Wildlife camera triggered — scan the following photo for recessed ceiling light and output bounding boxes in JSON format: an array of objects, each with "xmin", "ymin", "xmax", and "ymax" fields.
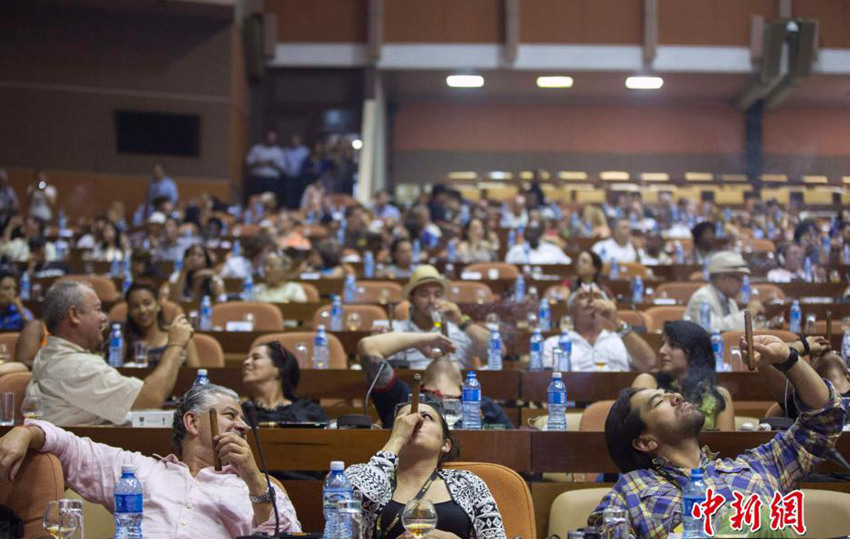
[
  {"xmin": 626, "ymin": 76, "xmax": 664, "ymax": 90},
  {"xmin": 536, "ymin": 76, "xmax": 574, "ymax": 89},
  {"xmin": 446, "ymin": 75, "xmax": 484, "ymax": 88}
]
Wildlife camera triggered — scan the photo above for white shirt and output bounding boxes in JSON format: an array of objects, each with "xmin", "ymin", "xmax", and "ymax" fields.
[
  {"xmin": 388, "ymin": 318, "xmax": 474, "ymax": 370},
  {"xmin": 245, "ymin": 144, "xmax": 286, "ymax": 179},
  {"xmin": 541, "ymin": 329, "xmax": 631, "ymax": 372},
  {"xmin": 592, "ymin": 238, "xmax": 638, "ymax": 264},
  {"xmin": 767, "ymin": 268, "xmax": 805, "ymax": 283},
  {"xmin": 219, "ymin": 256, "xmax": 255, "ymax": 279},
  {"xmin": 505, "ymin": 242, "xmax": 572, "ymax": 265}
]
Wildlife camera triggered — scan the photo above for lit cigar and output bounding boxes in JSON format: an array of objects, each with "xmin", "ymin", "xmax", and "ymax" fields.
[
  {"xmin": 411, "ymin": 374, "xmax": 422, "ymax": 414},
  {"xmin": 209, "ymin": 409, "xmax": 222, "ymax": 471},
  {"xmin": 744, "ymin": 310, "xmax": 755, "ymax": 371}
]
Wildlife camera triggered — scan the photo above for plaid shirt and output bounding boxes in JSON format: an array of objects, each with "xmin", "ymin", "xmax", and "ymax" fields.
[{"xmin": 591, "ymin": 382, "xmax": 846, "ymax": 538}]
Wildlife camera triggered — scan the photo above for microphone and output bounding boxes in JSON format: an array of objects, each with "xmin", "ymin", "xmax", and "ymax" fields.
[
  {"xmin": 239, "ymin": 401, "xmax": 280, "ymax": 538},
  {"xmin": 337, "ymin": 359, "xmax": 388, "ymax": 429},
  {"xmin": 826, "ymin": 447, "xmax": 850, "ymax": 474}
]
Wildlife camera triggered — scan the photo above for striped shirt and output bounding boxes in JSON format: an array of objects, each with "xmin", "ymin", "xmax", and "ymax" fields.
[{"xmin": 590, "ymin": 382, "xmax": 845, "ymax": 538}]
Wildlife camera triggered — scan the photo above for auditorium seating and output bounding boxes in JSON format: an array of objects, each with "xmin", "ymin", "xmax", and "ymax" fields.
[
  {"xmin": 547, "ymin": 487, "xmax": 609, "ymax": 537},
  {"xmin": 312, "ymin": 304, "xmax": 389, "ymax": 331},
  {"xmin": 0, "ymin": 451, "xmax": 64, "ymax": 538},
  {"xmin": 108, "ymin": 300, "xmax": 184, "ymax": 323},
  {"xmin": 192, "ymin": 334, "xmax": 226, "ymax": 367},
  {"xmin": 0, "ymin": 372, "xmax": 30, "ymax": 423},
  {"xmin": 801, "ymin": 489, "xmax": 850, "ymax": 538},
  {"xmin": 0, "ymin": 331, "xmax": 20, "ymax": 359},
  {"xmin": 211, "ymin": 301, "xmax": 285, "ymax": 331},
  {"xmin": 56, "ymin": 275, "xmax": 119, "ymax": 302},
  {"xmin": 250, "ymin": 332, "xmax": 347, "ymax": 369}
]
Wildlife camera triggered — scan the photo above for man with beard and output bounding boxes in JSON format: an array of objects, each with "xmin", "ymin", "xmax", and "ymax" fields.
[
  {"xmin": 505, "ymin": 219, "xmax": 571, "ymax": 264},
  {"xmin": 592, "ymin": 334, "xmax": 845, "ymax": 538}
]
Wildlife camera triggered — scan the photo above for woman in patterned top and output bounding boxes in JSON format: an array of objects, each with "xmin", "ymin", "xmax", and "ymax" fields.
[
  {"xmin": 124, "ymin": 282, "xmax": 200, "ymax": 368},
  {"xmin": 631, "ymin": 320, "xmax": 734, "ymax": 431},
  {"xmin": 346, "ymin": 399, "xmax": 506, "ymax": 539}
]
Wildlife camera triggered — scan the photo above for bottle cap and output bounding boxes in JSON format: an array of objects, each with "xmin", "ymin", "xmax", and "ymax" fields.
[
  {"xmin": 198, "ymin": 369, "xmax": 208, "ymax": 376},
  {"xmin": 121, "ymin": 464, "xmax": 136, "ymax": 474},
  {"xmin": 330, "ymin": 461, "xmax": 345, "ymax": 471},
  {"xmin": 553, "ymin": 372, "xmax": 562, "ymax": 378},
  {"xmin": 317, "ymin": 324, "xmax": 326, "ymax": 331}
]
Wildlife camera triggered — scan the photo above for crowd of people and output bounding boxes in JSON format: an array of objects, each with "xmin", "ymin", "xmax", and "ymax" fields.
[{"xmin": 0, "ymin": 166, "xmax": 847, "ymax": 537}]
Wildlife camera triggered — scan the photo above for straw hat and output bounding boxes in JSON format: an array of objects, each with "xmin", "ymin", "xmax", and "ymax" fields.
[
  {"xmin": 707, "ymin": 251, "xmax": 751, "ymax": 276},
  {"xmin": 401, "ymin": 265, "xmax": 447, "ymax": 298}
]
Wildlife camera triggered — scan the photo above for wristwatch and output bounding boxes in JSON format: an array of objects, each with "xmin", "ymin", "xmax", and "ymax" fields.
[
  {"xmin": 249, "ymin": 487, "xmax": 274, "ymax": 503},
  {"xmin": 616, "ymin": 320, "xmax": 632, "ymax": 338},
  {"xmin": 774, "ymin": 348, "xmax": 799, "ymax": 373}
]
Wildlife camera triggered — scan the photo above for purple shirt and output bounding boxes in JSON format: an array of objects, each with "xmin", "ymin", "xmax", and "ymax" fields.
[{"xmin": 27, "ymin": 420, "xmax": 301, "ymax": 537}]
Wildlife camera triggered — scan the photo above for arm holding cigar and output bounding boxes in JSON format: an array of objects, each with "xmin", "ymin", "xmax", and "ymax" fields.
[
  {"xmin": 742, "ymin": 335, "xmax": 830, "ymax": 410},
  {"xmin": 757, "ymin": 335, "xmax": 831, "ymax": 413}
]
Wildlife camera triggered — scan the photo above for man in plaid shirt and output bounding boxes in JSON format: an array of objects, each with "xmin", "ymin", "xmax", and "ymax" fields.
[{"xmin": 591, "ymin": 334, "xmax": 846, "ymax": 538}]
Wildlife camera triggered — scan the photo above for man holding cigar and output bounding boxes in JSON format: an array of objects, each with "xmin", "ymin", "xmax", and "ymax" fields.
[
  {"xmin": 685, "ymin": 251, "xmax": 766, "ymax": 332},
  {"xmin": 25, "ymin": 281, "xmax": 194, "ymax": 425},
  {"xmin": 0, "ymin": 383, "xmax": 301, "ymax": 535},
  {"xmin": 390, "ymin": 265, "xmax": 493, "ymax": 369},
  {"xmin": 592, "ymin": 334, "xmax": 846, "ymax": 537},
  {"xmin": 542, "ymin": 283, "xmax": 656, "ymax": 372}
]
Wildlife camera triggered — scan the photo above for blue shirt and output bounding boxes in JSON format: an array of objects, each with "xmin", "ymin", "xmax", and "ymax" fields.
[
  {"xmin": 147, "ymin": 177, "xmax": 179, "ymax": 207},
  {"xmin": 0, "ymin": 302, "xmax": 32, "ymax": 331}
]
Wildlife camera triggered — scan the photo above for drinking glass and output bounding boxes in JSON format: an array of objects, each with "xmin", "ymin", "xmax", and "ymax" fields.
[
  {"xmin": 602, "ymin": 507, "xmax": 628, "ymax": 538},
  {"xmin": 378, "ymin": 288, "xmax": 391, "ymax": 306},
  {"xmin": 475, "ymin": 288, "xmax": 488, "ymax": 305},
  {"xmin": 592, "ymin": 351, "xmax": 607, "ymax": 372},
  {"xmin": 0, "ymin": 392, "xmax": 14, "ymax": 426},
  {"xmin": 442, "ymin": 398, "xmax": 462, "ymax": 429},
  {"xmin": 345, "ymin": 312, "xmax": 362, "ymax": 332},
  {"xmin": 485, "ymin": 313, "xmax": 500, "ymax": 331},
  {"xmin": 0, "ymin": 344, "xmax": 9, "ymax": 363},
  {"xmin": 293, "ymin": 342, "xmax": 309, "ymax": 368},
  {"xmin": 401, "ymin": 499, "xmax": 438, "ymax": 538},
  {"xmin": 131, "ymin": 342, "xmax": 149, "ymax": 368},
  {"xmin": 58, "ymin": 499, "xmax": 84, "ymax": 539},
  {"xmin": 21, "ymin": 395, "xmax": 44, "ymax": 420},
  {"xmin": 336, "ymin": 496, "xmax": 364, "ymax": 539},
  {"xmin": 42, "ymin": 501, "xmax": 77, "ymax": 539}
]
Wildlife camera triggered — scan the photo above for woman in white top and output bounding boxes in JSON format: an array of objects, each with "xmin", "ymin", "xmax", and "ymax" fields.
[
  {"xmin": 456, "ymin": 217, "xmax": 498, "ymax": 264},
  {"xmin": 254, "ymin": 251, "xmax": 307, "ymax": 303}
]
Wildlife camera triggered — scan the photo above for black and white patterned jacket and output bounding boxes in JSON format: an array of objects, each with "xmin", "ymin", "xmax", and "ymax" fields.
[{"xmin": 346, "ymin": 451, "xmax": 507, "ymax": 539}]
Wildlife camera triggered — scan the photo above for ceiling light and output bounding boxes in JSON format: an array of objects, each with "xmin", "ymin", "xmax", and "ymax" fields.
[
  {"xmin": 351, "ymin": 139, "xmax": 363, "ymax": 150},
  {"xmin": 626, "ymin": 76, "xmax": 664, "ymax": 90},
  {"xmin": 446, "ymin": 75, "xmax": 484, "ymax": 88},
  {"xmin": 536, "ymin": 76, "xmax": 574, "ymax": 88}
]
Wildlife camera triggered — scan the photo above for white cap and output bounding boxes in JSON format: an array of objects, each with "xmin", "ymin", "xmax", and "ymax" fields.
[
  {"xmin": 121, "ymin": 464, "xmax": 136, "ymax": 474},
  {"xmin": 317, "ymin": 324, "xmax": 326, "ymax": 331},
  {"xmin": 330, "ymin": 461, "xmax": 345, "ymax": 471},
  {"xmin": 553, "ymin": 372, "xmax": 562, "ymax": 378},
  {"xmin": 198, "ymin": 369, "xmax": 208, "ymax": 376}
]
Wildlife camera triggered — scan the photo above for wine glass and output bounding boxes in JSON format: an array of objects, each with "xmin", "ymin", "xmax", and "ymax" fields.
[
  {"xmin": 378, "ymin": 288, "xmax": 391, "ymax": 305},
  {"xmin": 43, "ymin": 501, "xmax": 77, "ymax": 539},
  {"xmin": 401, "ymin": 499, "xmax": 438, "ymax": 538},
  {"xmin": 485, "ymin": 312, "xmax": 500, "ymax": 331},
  {"xmin": 345, "ymin": 312, "xmax": 362, "ymax": 331},
  {"xmin": 474, "ymin": 288, "xmax": 488, "ymax": 305},
  {"xmin": 592, "ymin": 351, "xmax": 607, "ymax": 372},
  {"xmin": 21, "ymin": 395, "xmax": 44, "ymax": 420},
  {"xmin": 442, "ymin": 398, "xmax": 462, "ymax": 429}
]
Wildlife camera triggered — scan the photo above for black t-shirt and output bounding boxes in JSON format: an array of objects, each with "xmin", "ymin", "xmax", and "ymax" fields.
[
  {"xmin": 243, "ymin": 398, "xmax": 328, "ymax": 424},
  {"xmin": 379, "ymin": 499, "xmax": 471, "ymax": 539}
]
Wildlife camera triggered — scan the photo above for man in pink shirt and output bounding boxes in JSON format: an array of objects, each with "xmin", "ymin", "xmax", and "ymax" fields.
[{"xmin": 0, "ymin": 384, "xmax": 301, "ymax": 537}]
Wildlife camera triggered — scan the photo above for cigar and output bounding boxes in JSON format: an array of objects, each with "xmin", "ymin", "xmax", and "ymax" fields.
[
  {"xmin": 411, "ymin": 374, "xmax": 422, "ymax": 414},
  {"xmin": 209, "ymin": 409, "xmax": 222, "ymax": 471},
  {"xmin": 744, "ymin": 310, "xmax": 755, "ymax": 372},
  {"xmin": 826, "ymin": 311, "xmax": 832, "ymax": 341}
]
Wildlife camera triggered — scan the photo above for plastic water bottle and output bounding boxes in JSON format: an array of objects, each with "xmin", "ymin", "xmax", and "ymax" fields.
[
  {"xmin": 108, "ymin": 324, "xmax": 124, "ymax": 368},
  {"xmin": 19, "ymin": 272, "xmax": 30, "ymax": 301},
  {"xmin": 558, "ymin": 331, "xmax": 573, "ymax": 371},
  {"xmin": 740, "ymin": 275, "xmax": 752, "ymax": 303},
  {"xmin": 841, "ymin": 329, "xmax": 850, "ymax": 368},
  {"xmin": 507, "ymin": 229, "xmax": 516, "ymax": 251},
  {"xmin": 610, "ymin": 259, "xmax": 619, "ymax": 280},
  {"xmin": 789, "ymin": 300, "xmax": 802, "ymax": 334},
  {"xmin": 500, "ymin": 203, "xmax": 511, "ymax": 227},
  {"xmin": 199, "ymin": 295, "xmax": 212, "ymax": 331},
  {"xmin": 313, "ymin": 325, "xmax": 329, "ymax": 369},
  {"xmin": 523, "ymin": 242, "xmax": 531, "ymax": 264},
  {"xmin": 113, "ymin": 464, "xmax": 143, "ymax": 539},
  {"xmin": 724, "ymin": 206, "xmax": 732, "ymax": 223},
  {"xmin": 702, "ymin": 259, "xmax": 710, "ymax": 281},
  {"xmin": 193, "ymin": 369, "xmax": 209, "ymax": 386},
  {"xmin": 232, "ymin": 240, "xmax": 241, "ymax": 259},
  {"xmin": 174, "ymin": 256, "xmax": 183, "ymax": 274},
  {"xmin": 823, "ymin": 235, "xmax": 831, "ymax": 261},
  {"xmin": 132, "ymin": 205, "xmax": 143, "ymax": 227},
  {"xmin": 529, "ymin": 329, "xmax": 544, "ymax": 371},
  {"xmin": 54, "ymin": 242, "xmax": 65, "ymax": 261},
  {"xmin": 547, "ymin": 372, "xmax": 567, "ymax": 431},
  {"xmin": 675, "ymin": 241, "xmax": 685, "ymax": 264},
  {"xmin": 488, "ymin": 329, "xmax": 503, "ymax": 371},
  {"xmin": 447, "ymin": 239, "xmax": 457, "ymax": 263},
  {"xmin": 323, "ymin": 461, "xmax": 353, "ymax": 538},
  {"xmin": 336, "ymin": 222, "xmax": 346, "ymax": 244},
  {"xmin": 804, "ymin": 256, "xmax": 814, "ymax": 282},
  {"xmin": 462, "ymin": 372, "xmax": 482, "ymax": 430},
  {"xmin": 362, "ymin": 251, "xmax": 375, "ymax": 278},
  {"xmin": 459, "ymin": 203, "xmax": 470, "ymax": 226},
  {"xmin": 632, "ymin": 276, "xmax": 644, "ymax": 303},
  {"xmin": 844, "ymin": 244, "xmax": 850, "ymax": 265},
  {"xmin": 699, "ymin": 302, "xmax": 711, "ymax": 332},
  {"xmin": 711, "ymin": 330, "xmax": 726, "ymax": 372},
  {"xmin": 715, "ymin": 221, "xmax": 724, "ymax": 239},
  {"xmin": 343, "ymin": 275, "xmax": 357, "ymax": 303},
  {"xmin": 242, "ymin": 274, "xmax": 254, "ymax": 301},
  {"xmin": 768, "ymin": 221, "xmax": 776, "ymax": 240},
  {"xmin": 538, "ymin": 299, "xmax": 551, "ymax": 331},
  {"xmin": 514, "ymin": 275, "xmax": 526, "ymax": 303},
  {"xmin": 110, "ymin": 257, "xmax": 121, "ymax": 279},
  {"xmin": 412, "ymin": 239, "xmax": 421, "ymax": 266},
  {"xmin": 122, "ymin": 270, "xmax": 132, "ymax": 297},
  {"xmin": 330, "ymin": 295, "xmax": 343, "ymax": 331},
  {"xmin": 682, "ymin": 468, "xmax": 708, "ymax": 538}
]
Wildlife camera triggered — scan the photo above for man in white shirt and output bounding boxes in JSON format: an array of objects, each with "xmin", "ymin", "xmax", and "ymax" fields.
[
  {"xmin": 685, "ymin": 251, "xmax": 766, "ymax": 331},
  {"xmin": 25, "ymin": 281, "xmax": 194, "ymax": 425},
  {"xmin": 767, "ymin": 243, "xmax": 806, "ymax": 282},
  {"xmin": 389, "ymin": 265, "xmax": 493, "ymax": 369},
  {"xmin": 245, "ymin": 131, "xmax": 286, "ymax": 200},
  {"xmin": 542, "ymin": 284, "xmax": 656, "ymax": 372},
  {"xmin": 505, "ymin": 220, "xmax": 572, "ymax": 265},
  {"xmin": 592, "ymin": 219, "xmax": 638, "ymax": 263}
]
